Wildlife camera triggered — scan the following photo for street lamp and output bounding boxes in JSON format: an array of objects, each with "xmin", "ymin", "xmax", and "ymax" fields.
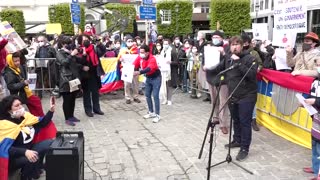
[
  {"xmin": 255, "ymin": 2, "xmax": 260, "ymax": 23},
  {"xmin": 175, "ymin": 4, "xmax": 179, "ymax": 36}
]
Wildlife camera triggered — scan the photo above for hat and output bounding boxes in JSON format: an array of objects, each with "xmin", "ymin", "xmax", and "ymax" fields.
[
  {"xmin": 305, "ymin": 32, "xmax": 319, "ymax": 43},
  {"xmin": 212, "ymin": 30, "xmax": 224, "ymax": 38},
  {"xmin": 125, "ymin": 34, "xmax": 133, "ymax": 40}
]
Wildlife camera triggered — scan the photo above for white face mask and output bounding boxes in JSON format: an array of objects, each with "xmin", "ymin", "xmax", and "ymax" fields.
[
  {"xmin": 163, "ymin": 44, "xmax": 169, "ymax": 49},
  {"xmin": 184, "ymin": 44, "xmax": 190, "ymax": 48},
  {"xmin": 11, "ymin": 107, "xmax": 25, "ymax": 119},
  {"xmin": 137, "ymin": 40, "xmax": 141, "ymax": 45},
  {"xmin": 39, "ymin": 42, "xmax": 45, "ymax": 47},
  {"xmin": 126, "ymin": 42, "xmax": 133, "ymax": 47},
  {"xmin": 192, "ymin": 49, "xmax": 197, "ymax": 53},
  {"xmin": 140, "ymin": 53, "xmax": 146, "ymax": 59},
  {"xmin": 317, "ymin": 67, "xmax": 320, "ymax": 74},
  {"xmin": 115, "ymin": 44, "xmax": 120, "ymax": 48}
]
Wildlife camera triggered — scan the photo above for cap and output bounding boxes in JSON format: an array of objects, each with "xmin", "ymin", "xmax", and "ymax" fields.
[
  {"xmin": 212, "ymin": 30, "xmax": 224, "ymax": 38},
  {"xmin": 305, "ymin": 32, "xmax": 319, "ymax": 43}
]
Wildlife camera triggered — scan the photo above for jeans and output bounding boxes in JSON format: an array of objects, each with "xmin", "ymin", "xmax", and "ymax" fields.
[
  {"xmin": 230, "ymin": 101, "xmax": 255, "ymax": 152},
  {"xmin": 182, "ymin": 64, "xmax": 188, "ymax": 92},
  {"xmin": 145, "ymin": 75, "xmax": 162, "ymax": 115},
  {"xmin": 9, "ymin": 140, "xmax": 53, "ymax": 178},
  {"xmin": 312, "ymin": 139, "xmax": 320, "ymax": 176}
]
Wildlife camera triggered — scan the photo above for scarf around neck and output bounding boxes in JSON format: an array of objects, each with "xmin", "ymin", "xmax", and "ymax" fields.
[{"xmin": 85, "ymin": 44, "xmax": 99, "ymax": 66}]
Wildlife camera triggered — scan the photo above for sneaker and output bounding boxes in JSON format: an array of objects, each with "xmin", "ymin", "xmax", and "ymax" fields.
[
  {"xmin": 236, "ymin": 149, "xmax": 248, "ymax": 161},
  {"xmin": 252, "ymin": 118, "xmax": 260, "ymax": 131},
  {"xmin": 69, "ymin": 117, "xmax": 80, "ymax": 122},
  {"xmin": 303, "ymin": 167, "xmax": 314, "ymax": 174},
  {"xmin": 152, "ymin": 115, "xmax": 161, "ymax": 123},
  {"xmin": 197, "ymin": 93, "xmax": 202, "ymax": 98},
  {"xmin": 126, "ymin": 99, "xmax": 131, "ymax": 104},
  {"xmin": 167, "ymin": 101, "xmax": 172, "ymax": 106},
  {"xmin": 224, "ymin": 141, "xmax": 241, "ymax": 149},
  {"xmin": 161, "ymin": 100, "xmax": 167, "ymax": 105},
  {"xmin": 133, "ymin": 98, "xmax": 141, "ymax": 103},
  {"xmin": 65, "ymin": 120, "xmax": 76, "ymax": 126},
  {"xmin": 143, "ymin": 112, "xmax": 156, "ymax": 119}
]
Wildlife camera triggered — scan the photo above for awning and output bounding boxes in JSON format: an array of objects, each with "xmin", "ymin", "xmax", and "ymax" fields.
[{"xmin": 25, "ymin": 24, "xmax": 46, "ymax": 34}]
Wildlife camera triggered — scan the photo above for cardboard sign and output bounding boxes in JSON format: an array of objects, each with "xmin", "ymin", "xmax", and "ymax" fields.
[{"xmin": 0, "ymin": 21, "xmax": 27, "ymax": 53}]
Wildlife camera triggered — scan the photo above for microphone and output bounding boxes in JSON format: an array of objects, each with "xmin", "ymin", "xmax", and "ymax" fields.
[{"xmin": 217, "ymin": 63, "xmax": 241, "ymax": 75}]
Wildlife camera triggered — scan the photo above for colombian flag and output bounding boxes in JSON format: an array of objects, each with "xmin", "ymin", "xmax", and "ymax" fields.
[
  {"xmin": 99, "ymin": 58, "xmax": 124, "ymax": 94},
  {"xmin": 0, "ymin": 112, "xmax": 52, "ymax": 180}
]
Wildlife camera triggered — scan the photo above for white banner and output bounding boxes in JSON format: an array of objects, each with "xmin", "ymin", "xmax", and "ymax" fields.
[
  {"xmin": 273, "ymin": 0, "xmax": 307, "ymax": 33},
  {"xmin": 252, "ymin": 23, "xmax": 268, "ymax": 41},
  {"xmin": 272, "ymin": 29, "xmax": 297, "ymax": 47}
]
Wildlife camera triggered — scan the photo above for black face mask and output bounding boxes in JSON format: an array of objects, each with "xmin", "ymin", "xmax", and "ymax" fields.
[
  {"xmin": 302, "ymin": 43, "xmax": 312, "ymax": 52},
  {"xmin": 65, "ymin": 44, "xmax": 72, "ymax": 50},
  {"xmin": 83, "ymin": 40, "xmax": 90, "ymax": 48},
  {"xmin": 243, "ymin": 45, "xmax": 250, "ymax": 50}
]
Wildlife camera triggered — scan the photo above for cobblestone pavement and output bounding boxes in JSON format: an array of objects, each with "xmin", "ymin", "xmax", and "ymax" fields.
[{"xmin": 39, "ymin": 91, "xmax": 312, "ymax": 180}]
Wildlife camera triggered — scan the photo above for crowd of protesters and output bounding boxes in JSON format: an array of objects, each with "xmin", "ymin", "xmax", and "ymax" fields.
[{"xmin": 1, "ymin": 20, "xmax": 320, "ymax": 179}]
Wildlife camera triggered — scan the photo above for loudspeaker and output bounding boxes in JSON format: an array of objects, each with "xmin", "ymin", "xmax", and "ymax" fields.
[{"xmin": 46, "ymin": 131, "xmax": 84, "ymax": 180}]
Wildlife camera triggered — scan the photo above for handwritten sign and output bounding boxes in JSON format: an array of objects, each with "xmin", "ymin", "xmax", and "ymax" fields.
[
  {"xmin": 252, "ymin": 23, "xmax": 268, "ymax": 41},
  {"xmin": 273, "ymin": 0, "xmax": 307, "ymax": 33},
  {"xmin": 272, "ymin": 29, "xmax": 297, "ymax": 47}
]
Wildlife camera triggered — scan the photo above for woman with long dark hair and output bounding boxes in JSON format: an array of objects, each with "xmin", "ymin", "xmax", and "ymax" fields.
[{"xmin": 56, "ymin": 36, "xmax": 83, "ymax": 126}]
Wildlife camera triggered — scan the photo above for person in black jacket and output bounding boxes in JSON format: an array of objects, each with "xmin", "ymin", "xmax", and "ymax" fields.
[
  {"xmin": 171, "ymin": 36, "xmax": 186, "ymax": 89},
  {"xmin": 56, "ymin": 36, "xmax": 83, "ymax": 126},
  {"xmin": 209, "ymin": 36, "xmax": 258, "ymax": 161},
  {"xmin": 0, "ymin": 95, "xmax": 55, "ymax": 180}
]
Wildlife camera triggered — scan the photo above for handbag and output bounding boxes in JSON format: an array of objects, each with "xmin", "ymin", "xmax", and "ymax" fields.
[{"xmin": 69, "ymin": 78, "xmax": 81, "ymax": 92}]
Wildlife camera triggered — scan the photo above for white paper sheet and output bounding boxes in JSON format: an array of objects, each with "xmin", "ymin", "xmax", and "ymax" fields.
[
  {"xmin": 295, "ymin": 93, "xmax": 318, "ymax": 116},
  {"xmin": 121, "ymin": 54, "xmax": 138, "ymax": 65},
  {"xmin": 156, "ymin": 55, "xmax": 170, "ymax": 71},
  {"xmin": 204, "ymin": 46, "xmax": 220, "ymax": 69},
  {"xmin": 121, "ymin": 64, "xmax": 135, "ymax": 83},
  {"xmin": 274, "ymin": 48, "xmax": 291, "ymax": 70},
  {"xmin": 27, "ymin": 73, "xmax": 37, "ymax": 90}
]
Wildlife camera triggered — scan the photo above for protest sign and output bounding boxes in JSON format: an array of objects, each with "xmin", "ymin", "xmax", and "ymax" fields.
[
  {"xmin": 121, "ymin": 54, "xmax": 138, "ymax": 65},
  {"xmin": 121, "ymin": 64, "xmax": 134, "ymax": 83},
  {"xmin": 252, "ymin": 23, "xmax": 268, "ymax": 41},
  {"xmin": 27, "ymin": 73, "xmax": 37, "ymax": 90},
  {"xmin": 155, "ymin": 55, "xmax": 170, "ymax": 71},
  {"xmin": 274, "ymin": 48, "xmax": 291, "ymax": 71},
  {"xmin": 272, "ymin": 29, "xmax": 297, "ymax": 47},
  {"xmin": 46, "ymin": 23, "xmax": 62, "ymax": 35},
  {"xmin": 204, "ymin": 46, "xmax": 220, "ymax": 69},
  {"xmin": 0, "ymin": 21, "xmax": 27, "ymax": 53},
  {"xmin": 273, "ymin": 0, "xmax": 307, "ymax": 33}
]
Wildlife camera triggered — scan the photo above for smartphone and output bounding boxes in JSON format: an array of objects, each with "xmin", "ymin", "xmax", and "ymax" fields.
[{"xmin": 50, "ymin": 96, "xmax": 55, "ymax": 105}]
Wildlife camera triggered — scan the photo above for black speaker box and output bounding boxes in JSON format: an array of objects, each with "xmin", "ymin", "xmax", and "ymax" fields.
[{"xmin": 46, "ymin": 131, "xmax": 84, "ymax": 180}]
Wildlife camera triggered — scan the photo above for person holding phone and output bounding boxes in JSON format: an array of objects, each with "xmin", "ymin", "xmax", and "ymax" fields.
[{"xmin": 0, "ymin": 95, "xmax": 55, "ymax": 180}]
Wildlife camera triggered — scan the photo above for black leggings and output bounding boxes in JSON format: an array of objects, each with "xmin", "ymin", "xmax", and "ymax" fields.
[{"xmin": 61, "ymin": 91, "xmax": 78, "ymax": 120}]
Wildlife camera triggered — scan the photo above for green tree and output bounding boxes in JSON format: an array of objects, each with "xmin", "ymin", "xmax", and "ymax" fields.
[
  {"xmin": 210, "ymin": 0, "xmax": 251, "ymax": 36},
  {"xmin": 0, "ymin": 9, "xmax": 26, "ymax": 36},
  {"xmin": 49, "ymin": 3, "xmax": 85, "ymax": 35},
  {"xmin": 156, "ymin": 0, "xmax": 193, "ymax": 37},
  {"xmin": 104, "ymin": 4, "xmax": 136, "ymax": 34}
]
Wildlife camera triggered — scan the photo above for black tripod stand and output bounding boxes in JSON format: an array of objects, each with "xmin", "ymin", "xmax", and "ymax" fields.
[
  {"xmin": 198, "ymin": 62, "xmax": 256, "ymax": 180},
  {"xmin": 198, "ymin": 75, "xmax": 224, "ymax": 180}
]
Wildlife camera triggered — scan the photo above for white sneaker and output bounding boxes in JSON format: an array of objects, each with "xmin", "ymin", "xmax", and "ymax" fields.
[
  {"xmin": 143, "ymin": 112, "xmax": 156, "ymax": 119},
  {"xmin": 197, "ymin": 93, "xmax": 202, "ymax": 98},
  {"xmin": 161, "ymin": 100, "xmax": 167, "ymax": 105},
  {"xmin": 152, "ymin": 115, "xmax": 161, "ymax": 123},
  {"xmin": 167, "ymin": 101, "xmax": 172, "ymax": 106}
]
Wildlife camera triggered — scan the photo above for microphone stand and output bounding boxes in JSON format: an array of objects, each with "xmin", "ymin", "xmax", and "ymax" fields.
[
  {"xmin": 198, "ymin": 75, "xmax": 224, "ymax": 180},
  {"xmin": 209, "ymin": 62, "xmax": 256, "ymax": 175}
]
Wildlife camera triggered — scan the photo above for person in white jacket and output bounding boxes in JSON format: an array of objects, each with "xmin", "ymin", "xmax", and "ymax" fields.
[{"xmin": 158, "ymin": 39, "xmax": 173, "ymax": 105}]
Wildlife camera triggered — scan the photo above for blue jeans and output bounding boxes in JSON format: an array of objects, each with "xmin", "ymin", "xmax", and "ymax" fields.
[
  {"xmin": 145, "ymin": 75, "xmax": 162, "ymax": 115},
  {"xmin": 230, "ymin": 101, "xmax": 255, "ymax": 152},
  {"xmin": 312, "ymin": 139, "xmax": 320, "ymax": 176}
]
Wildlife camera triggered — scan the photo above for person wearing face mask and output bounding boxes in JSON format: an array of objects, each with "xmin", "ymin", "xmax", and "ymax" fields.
[
  {"xmin": 188, "ymin": 46, "xmax": 202, "ymax": 99},
  {"xmin": 117, "ymin": 35, "xmax": 140, "ymax": 104},
  {"xmin": 203, "ymin": 30, "xmax": 230, "ymax": 135},
  {"xmin": 153, "ymin": 41, "xmax": 163, "ymax": 56},
  {"xmin": 288, "ymin": 32, "xmax": 320, "ymax": 75},
  {"xmin": 114, "ymin": 40, "xmax": 121, "ymax": 57},
  {"xmin": 159, "ymin": 39, "xmax": 173, "ymax": 105},
  {"xmin": 171, "ymin": 36, "xmax": 186, "ymax": 90},
  {"xmin": 0, "ymin": 95, "xmax": 55, "ymax": 180},
  {"xmin": 209, "ymin": 36, "xmax": 258, "ymax": 161},
  {"xmin": 56, "ymin": 36, "xmax": 83, "ymax": 126},
  {"xmin": 78, "ymin": 35, "xmax": 104, "ymax": 117},
  {"xmin": 133, "ymin": 44, "xmax": 162, "ymax": 123},
  {"xmin": 34, "ymin": 35, "xmax": 56, "ymax": 99}
]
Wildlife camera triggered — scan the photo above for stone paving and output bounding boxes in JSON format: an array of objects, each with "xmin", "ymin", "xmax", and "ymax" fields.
[{"xmin": 39, "ymin": 91, "xmax": 312, "ymax": 180}]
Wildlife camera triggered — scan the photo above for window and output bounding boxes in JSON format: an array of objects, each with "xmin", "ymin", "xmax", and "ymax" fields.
[
  {"xmin": 260, "ymin": 0, "xmax": 264, "ymax": 10},
  {"xmin": 251, "ymin": 2, "xmax": 254, "ymax": 12},
  {"xmin": 265, "ymin": 0, "xmax": 269, "ymax": 9},
  {"xmin": 271, "ymin": 0, "xmax": 274, "ymax": 10},
  {"xmin": 201, "ymin": 3, "xmax": 210, "ymax": 13},
  {"xmin": 160, "ymin": 9, "xmax": 171, "ymax": 24}
]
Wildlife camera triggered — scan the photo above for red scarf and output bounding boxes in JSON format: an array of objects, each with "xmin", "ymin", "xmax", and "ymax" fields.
[{"xmin": 85, "ymin": 44, "xmax": 99, "ymax": 66}]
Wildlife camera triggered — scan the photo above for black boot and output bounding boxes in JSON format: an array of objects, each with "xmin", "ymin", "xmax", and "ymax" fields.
[{"xmin": 252, "ymin": 118, "xmax": 260, "ymax": 131}]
